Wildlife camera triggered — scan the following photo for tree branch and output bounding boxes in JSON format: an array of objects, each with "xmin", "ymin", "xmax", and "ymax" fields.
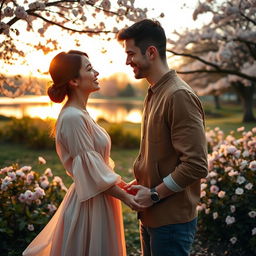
[
  {"xmin": 239, "ymin": 11, "xmax": 256, "ymax": 26},
  {"xmin": 31, "ymin": 13, "xmax": 114, "ymax": 34},
  {"xmin": 176, "ymin": 69, "xmax": 256, "ymax": 82}
]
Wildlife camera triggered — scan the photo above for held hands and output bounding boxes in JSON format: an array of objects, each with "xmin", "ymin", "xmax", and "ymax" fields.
[{"xmin": 129, "ymin": 185, "xmax": 154, "ymax": 208}]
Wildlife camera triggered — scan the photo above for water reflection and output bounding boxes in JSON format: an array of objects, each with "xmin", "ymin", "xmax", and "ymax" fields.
[{"xmin": 0, "ymin": 96, "xmax": 143, "ymax": 123}]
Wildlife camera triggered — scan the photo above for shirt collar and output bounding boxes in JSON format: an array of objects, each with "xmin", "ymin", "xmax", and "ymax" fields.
[{"xmin": 148, "ymin": 70, "xmax": 176, "ymax": 94}]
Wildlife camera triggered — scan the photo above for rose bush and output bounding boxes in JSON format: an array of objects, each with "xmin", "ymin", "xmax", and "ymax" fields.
[
  {"xmin": 0, "ymin": 157, "xmax": 67, "ymax": 256},
  {"xmin": 197, "ymin": 127, "xmax": 256, "ymax": 255}
]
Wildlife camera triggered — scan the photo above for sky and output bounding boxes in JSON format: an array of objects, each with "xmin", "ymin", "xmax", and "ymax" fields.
[{"xmin": 2, "ymin": 0, "xmax": 207, "ymax": 81}]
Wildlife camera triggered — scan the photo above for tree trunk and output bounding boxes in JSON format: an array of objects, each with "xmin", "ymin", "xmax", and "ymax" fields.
[
  {"xmin": 213, "ymin": 95, "xmax": 221, "ymax": 109},
  {"xmin": 232, "ymin": 82, "xmax": 256, "ymax": 122}
]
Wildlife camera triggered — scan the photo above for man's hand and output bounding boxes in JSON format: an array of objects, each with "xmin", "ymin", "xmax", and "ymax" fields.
[
  {"xmin": 123, "ymin": 193, "xmax": 146, "ymax": 212},
  {"xmin": 129, "ymin": 185, "xmax": 153, "ymax": 208}
]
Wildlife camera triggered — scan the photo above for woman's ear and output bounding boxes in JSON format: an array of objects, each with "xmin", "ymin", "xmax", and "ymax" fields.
[{"xmin": 68, "ymin": 78, "xmax": 79, "ymax": 88}]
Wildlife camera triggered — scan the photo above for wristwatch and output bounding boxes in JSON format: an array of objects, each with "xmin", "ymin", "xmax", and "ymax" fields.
[{"xmin": 150, "ymin": 187, "xmax": 160, "ymax": 203}]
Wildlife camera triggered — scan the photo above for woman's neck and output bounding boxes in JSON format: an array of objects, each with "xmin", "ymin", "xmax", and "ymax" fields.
[{"xmin": 65, "ymin": 92, "xmax": 89, "ymax": 110}]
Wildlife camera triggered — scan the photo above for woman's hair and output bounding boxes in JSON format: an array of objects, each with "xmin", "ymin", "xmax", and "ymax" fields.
[
  {"xmin": 117, "ymin": 19, "xmax": 166, "ymax": 60},
  {"xmin": 48, "ymin": 50, "xmax": 88, "ymax": 103}
]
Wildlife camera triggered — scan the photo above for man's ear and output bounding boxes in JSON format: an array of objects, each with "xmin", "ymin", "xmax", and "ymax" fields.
[
  {"xmin": 146, "ymin": 46, "xmax": 157, "ymax": 60},
  {"xmin": 68, "ymin": 78, "xmax": 79, "ymax": 88}
]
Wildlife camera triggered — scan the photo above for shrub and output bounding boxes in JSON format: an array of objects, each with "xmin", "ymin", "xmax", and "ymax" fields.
[
  {"xmin": 0, "ymin": 157, "xmax": 67, "ymax": 256},
  {"xmin": 197, "ymin": 127, "xmax": 256, "ymax": 256}
]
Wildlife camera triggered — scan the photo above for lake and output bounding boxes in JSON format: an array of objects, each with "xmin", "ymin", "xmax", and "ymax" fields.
[{"xmin": 0, "ymin": 96, "xmax": 143, "ymax": 123}]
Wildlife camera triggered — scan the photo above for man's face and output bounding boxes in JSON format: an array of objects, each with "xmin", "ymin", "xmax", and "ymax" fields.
[{"xmin": 124, "ymin": 38, "xmax": 150, "ymax": 79}]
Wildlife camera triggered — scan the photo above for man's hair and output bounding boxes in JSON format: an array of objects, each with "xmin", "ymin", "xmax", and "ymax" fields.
[{"xmin": 117, "ymin": 19, "xmax": 166, "ymax": 60}]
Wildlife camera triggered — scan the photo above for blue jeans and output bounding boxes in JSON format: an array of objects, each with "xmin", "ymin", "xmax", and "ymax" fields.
[{"xmin": 140, "ymin": 218, "xmax": 197, "ymax": 256}]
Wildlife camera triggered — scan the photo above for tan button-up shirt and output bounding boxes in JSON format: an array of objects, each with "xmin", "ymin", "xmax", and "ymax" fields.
[{"xmin": 134, "ymin": 70, "xmax": 208, "ymax": 227}]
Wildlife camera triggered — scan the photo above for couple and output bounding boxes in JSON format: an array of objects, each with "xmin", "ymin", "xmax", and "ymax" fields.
[{"xmin": 23, "ymin": 19, "xmax": 208, "ymax": 256}]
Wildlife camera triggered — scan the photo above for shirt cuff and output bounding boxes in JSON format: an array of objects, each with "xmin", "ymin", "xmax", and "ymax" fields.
[{"xmin": 163, "ymin": 174, "xmax": 183, "ymax": 192}]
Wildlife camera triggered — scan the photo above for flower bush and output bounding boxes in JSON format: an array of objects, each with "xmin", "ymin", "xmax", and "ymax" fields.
[
  {"xmin": 197, "ymin": 127, "xmax": 256, "ymax": 256},
  {"xmin": 0, "ymin": 157, "xmax": 67, "ymax": 256}
]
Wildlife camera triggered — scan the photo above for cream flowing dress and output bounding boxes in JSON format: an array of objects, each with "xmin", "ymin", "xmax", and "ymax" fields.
[{"xmin": 23, "ymin": 106, "xmax": 126, "ymax": 256}]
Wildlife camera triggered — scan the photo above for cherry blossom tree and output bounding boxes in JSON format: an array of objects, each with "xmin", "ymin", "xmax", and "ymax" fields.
[
  {"xmin": 168, "ymin": 0, "xmax": 256, "ymax": 122},
  {"xmin": 0, "ymin": 0, "xmax": 151, "ymax": 97}
]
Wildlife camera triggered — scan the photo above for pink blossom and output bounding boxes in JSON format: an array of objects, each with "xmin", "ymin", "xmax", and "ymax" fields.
[
  {"xmin": 228, "ymin": 170, "xmax": 239, "ymax": 177},
  {"xmin": 249, "ymin": 160, "xmax": 256, "ymax": 171},
  {"xmin": 53, "ymin": 176, "xmax": 63, "ymax": 184},
  {"xmin": 24, "ymin": 190, "xmax": 34, "ymax": 201},
  {"xmin": 38, "ymin": 156, "xmax": 46, "ymax": 164},
  {"xmin": 252, "ymin": 127, "xmax": 256, "ymax": 133},
  {"xmin": 205, "ymin": 208, "xmax": 210, "ymax": 214},
  {"xmin": 8, "ymin": 172, "xmax": 16, "ymax": 181},
  {"xmin": 14, "ymin": 6, "xmax": 28, "ymax": 19},
  {"xmin": 242, "ymin": 150, "xmax": 250, "ymax": 158},
  {"xmin": 3, "ymin": 7, "xmax": 14, "ymax": 17},
  {"xmin": 201, "ymin": 183, "xmax": 207, "ymax": 190},
  {"xmin": 218, "ymin": 191, "xmax": 226, "ymax": 198},
  {"xmin": 237, "ymin": 126, "xmax": 245, "ymax": 132},
  {"xmin": 210, "ymin": 185, "xmax": 219, "ymax": 194},
  {"xmin": 34, "ymin": 187, "xmax": 45, "ymax": 198},
  {"xmin": 201, "ymin": 191, "xmax": 206, "ymax": 198},
  {"xmin": 16, "ymin": 170, "xmax": 25, "ymax": 178},
  {"xmin": 20, "ymin": 166, "xmax": 32, "ymax": 171},
  {"xmin": 40, "ymin": 180, "xmax": 49, "ymax": 189},
  {"xmin": 47, "ymin": 204, "xmax": 57, "ymax": 213},
  {"xmin": 44, "ymin": 168, "xmax": 53, "ymax": 177}
]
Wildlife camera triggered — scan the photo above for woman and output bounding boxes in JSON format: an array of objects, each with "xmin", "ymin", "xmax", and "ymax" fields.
[{"xmin": 23, "ymin": 50, "xmax": 142, "ymax": 256}]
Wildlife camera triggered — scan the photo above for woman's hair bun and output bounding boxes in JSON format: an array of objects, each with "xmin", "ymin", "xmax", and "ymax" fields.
[{"xmin": 47, "ymin": 83, "xmax": 68, "ymax": 103}]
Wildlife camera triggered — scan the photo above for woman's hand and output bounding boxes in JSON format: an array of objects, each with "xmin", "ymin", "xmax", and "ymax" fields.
[
  {"xmin": 123, "ymin": 193, "xmax": 146, "ymax": 212},
  {"xmin": 123, "ymin": 179, "xmax": 138, "ymax": 195}
]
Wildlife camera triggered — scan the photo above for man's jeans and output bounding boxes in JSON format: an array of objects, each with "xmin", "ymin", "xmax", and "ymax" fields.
[{"xmin": 140, "ymin": 218, "xmax": 197, "ymax": 256}]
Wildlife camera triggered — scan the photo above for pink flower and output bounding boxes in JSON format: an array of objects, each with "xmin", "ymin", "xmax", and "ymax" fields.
[
  {"xmin": 218, "ymin": 191, "xmax": 226, "ymax": 198},
  {"xmin": 38, "ymin": 156, "xmax": 46, "ymax": 164},
  {"xmin": 16, "ymin": 170, "xmax": 25, "ymax": 178},
  {"xmin": 24, "ymin": 190, "xmax": 34, "ymax": 201},
  {"xmin": 201, "ymin": 191, "xmax": 206, "ymax": 198},
  {"xmin": 249, "ymin": 160, "xmax": 256, "ymax": 171},
  {"xmin": 228, "ymin": 170, "xmax": 239, "ymax": 177},
  {"xmin": 34, "ymin": 187, "xmax": 45, "ymax": 198},
  {"xmin": 210, "ymin": 185, "xmax": 219, "ymax": 194},
  {"xmin": 8, "ymin": 172, "xmax": 16, "ymax": 181},
  {"xmin": 47, "ymin": 204, "xmax": 57, "ymax": 213},
  {"xmin": 237, "ymin": 126, "xmax": 245, "ymax": 132},
  {"xmin": 20, "ymin": 166, "xmax": 32, "ymax": 172},
  {"xmin": 44, "ymin": 168, "xmax": 53, "ymax": 177},
  {"xmin": 40, "ymin": 180, "xmax": 49, "ymax": 189}
]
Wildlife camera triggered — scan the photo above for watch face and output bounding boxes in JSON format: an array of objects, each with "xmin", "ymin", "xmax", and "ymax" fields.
[{"xmin": 151, "ymin": 192, "xmax": 159, "ymax": 202}]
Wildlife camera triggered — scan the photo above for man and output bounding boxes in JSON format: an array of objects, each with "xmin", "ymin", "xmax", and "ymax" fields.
[{"xmin": 117, "ymin": 19, "xmax": 208, "ymax": 256}]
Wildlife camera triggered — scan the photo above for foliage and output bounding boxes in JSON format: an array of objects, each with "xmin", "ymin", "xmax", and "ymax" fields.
[
  {"xmin": 0, "ymin": 159, "xmax": 67, "ymax": 256},
  {"xmin": 0, "ymin": 116, "xmax": 55, "ymax": 149},
  {"xmin": 197, "ymin": 126, "xmax": 256, "ymax": 255}
]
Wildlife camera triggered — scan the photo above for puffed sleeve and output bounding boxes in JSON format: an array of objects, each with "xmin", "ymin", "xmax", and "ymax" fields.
[{"xmin": 58, "ymin": 111, "xmax": 120, "ymax": 202}]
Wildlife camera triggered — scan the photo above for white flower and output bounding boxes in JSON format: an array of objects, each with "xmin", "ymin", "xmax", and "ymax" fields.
[
  {"xmin": 26, "ymin": 172, "xmax": 34, "ymax": 184},
  {"xmin": 249, "ymin": 160, "xmax": 256, "ymax": 171},
  {"xmin": 230, "ymin": 205, "xmax": 236, "ymax": 213},
  {"xmin": 38, "ymin": 156, "xmax": 46, "ymax": 164},
  {"xmin": 210, "ymin": 179, "xmax": 217, "ymax": 185},
  {"xmin": 225, "ymin": 145, "xmax": 237, "ymax": 155},
  {"xmin": 230, "ymin": 237, "xmax": 237, "ymax": 244},
  {"xmin": 242, "ymin": 150, "xmax": 250, "ymax": 158},
  {"xmin": 27, "ymin": 224, "xmax": 34, "ymax": 231},
  {"xmin": 47, "ymin": 204, "xmax": 57, "ymax": 213},
  {"xmin": 44, "ymin": 168, "xmax": 53, "ymax": 177},
  {"xmin": 234, "ymin": 150, "xmax": 241, "ymax": 158},
  {"xmin": 208, "ymin": 171, "xmax": 217, "ymax": 178},
  {"xmin": 218, "ymin": 191, "xmax": 226, "ymax": 198},
  {"xmin": 252, "ymin": 227, "xmax": 256, "ymax": 236},
  {"xmin": 53, "ymin": 176, "xmax": 63, "ymax": 184},
  {"xmin": 239, "ymin": 160, "xmax": 248, "ymax": 170},
  {"xmin": 2, "ymin": 176, "xmax": 12, "ymax": 186},
  {"xmin": 235, "ymin": 187, "xmax": 244, "ymax": 195},
  {"xmin": 245, "ymin": 183, "xmax": 253, "ymax": 190},
  {"xmin": 248, "ymin": 211, "xmax": 256, "ymax": 218},
  {"xmin": 24, "ymin": 190, "xmax": 34, "ymax": 201},
  {"xmin": 225, "ymin": 215, "xmax": 235, "ymax": 225},
  {"xmin": 236, "ymin": 176, "xmax": 246, "ymax": 185},
  {"xmin": 213, "ymin": 212, "xmax": 218, "ymax": 219},
  {"xmin": 18, "ymin": 193, "xmax": 26, "ymax": 203},
  {"xmin": 16, "ymin": 170, "xmax": 25, "ymax": 177}
]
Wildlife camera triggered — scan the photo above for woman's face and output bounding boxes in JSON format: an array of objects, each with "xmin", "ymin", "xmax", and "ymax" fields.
[{"xmin": 76, "ymin": 56, "xmax": 100, "ymax": 94}]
